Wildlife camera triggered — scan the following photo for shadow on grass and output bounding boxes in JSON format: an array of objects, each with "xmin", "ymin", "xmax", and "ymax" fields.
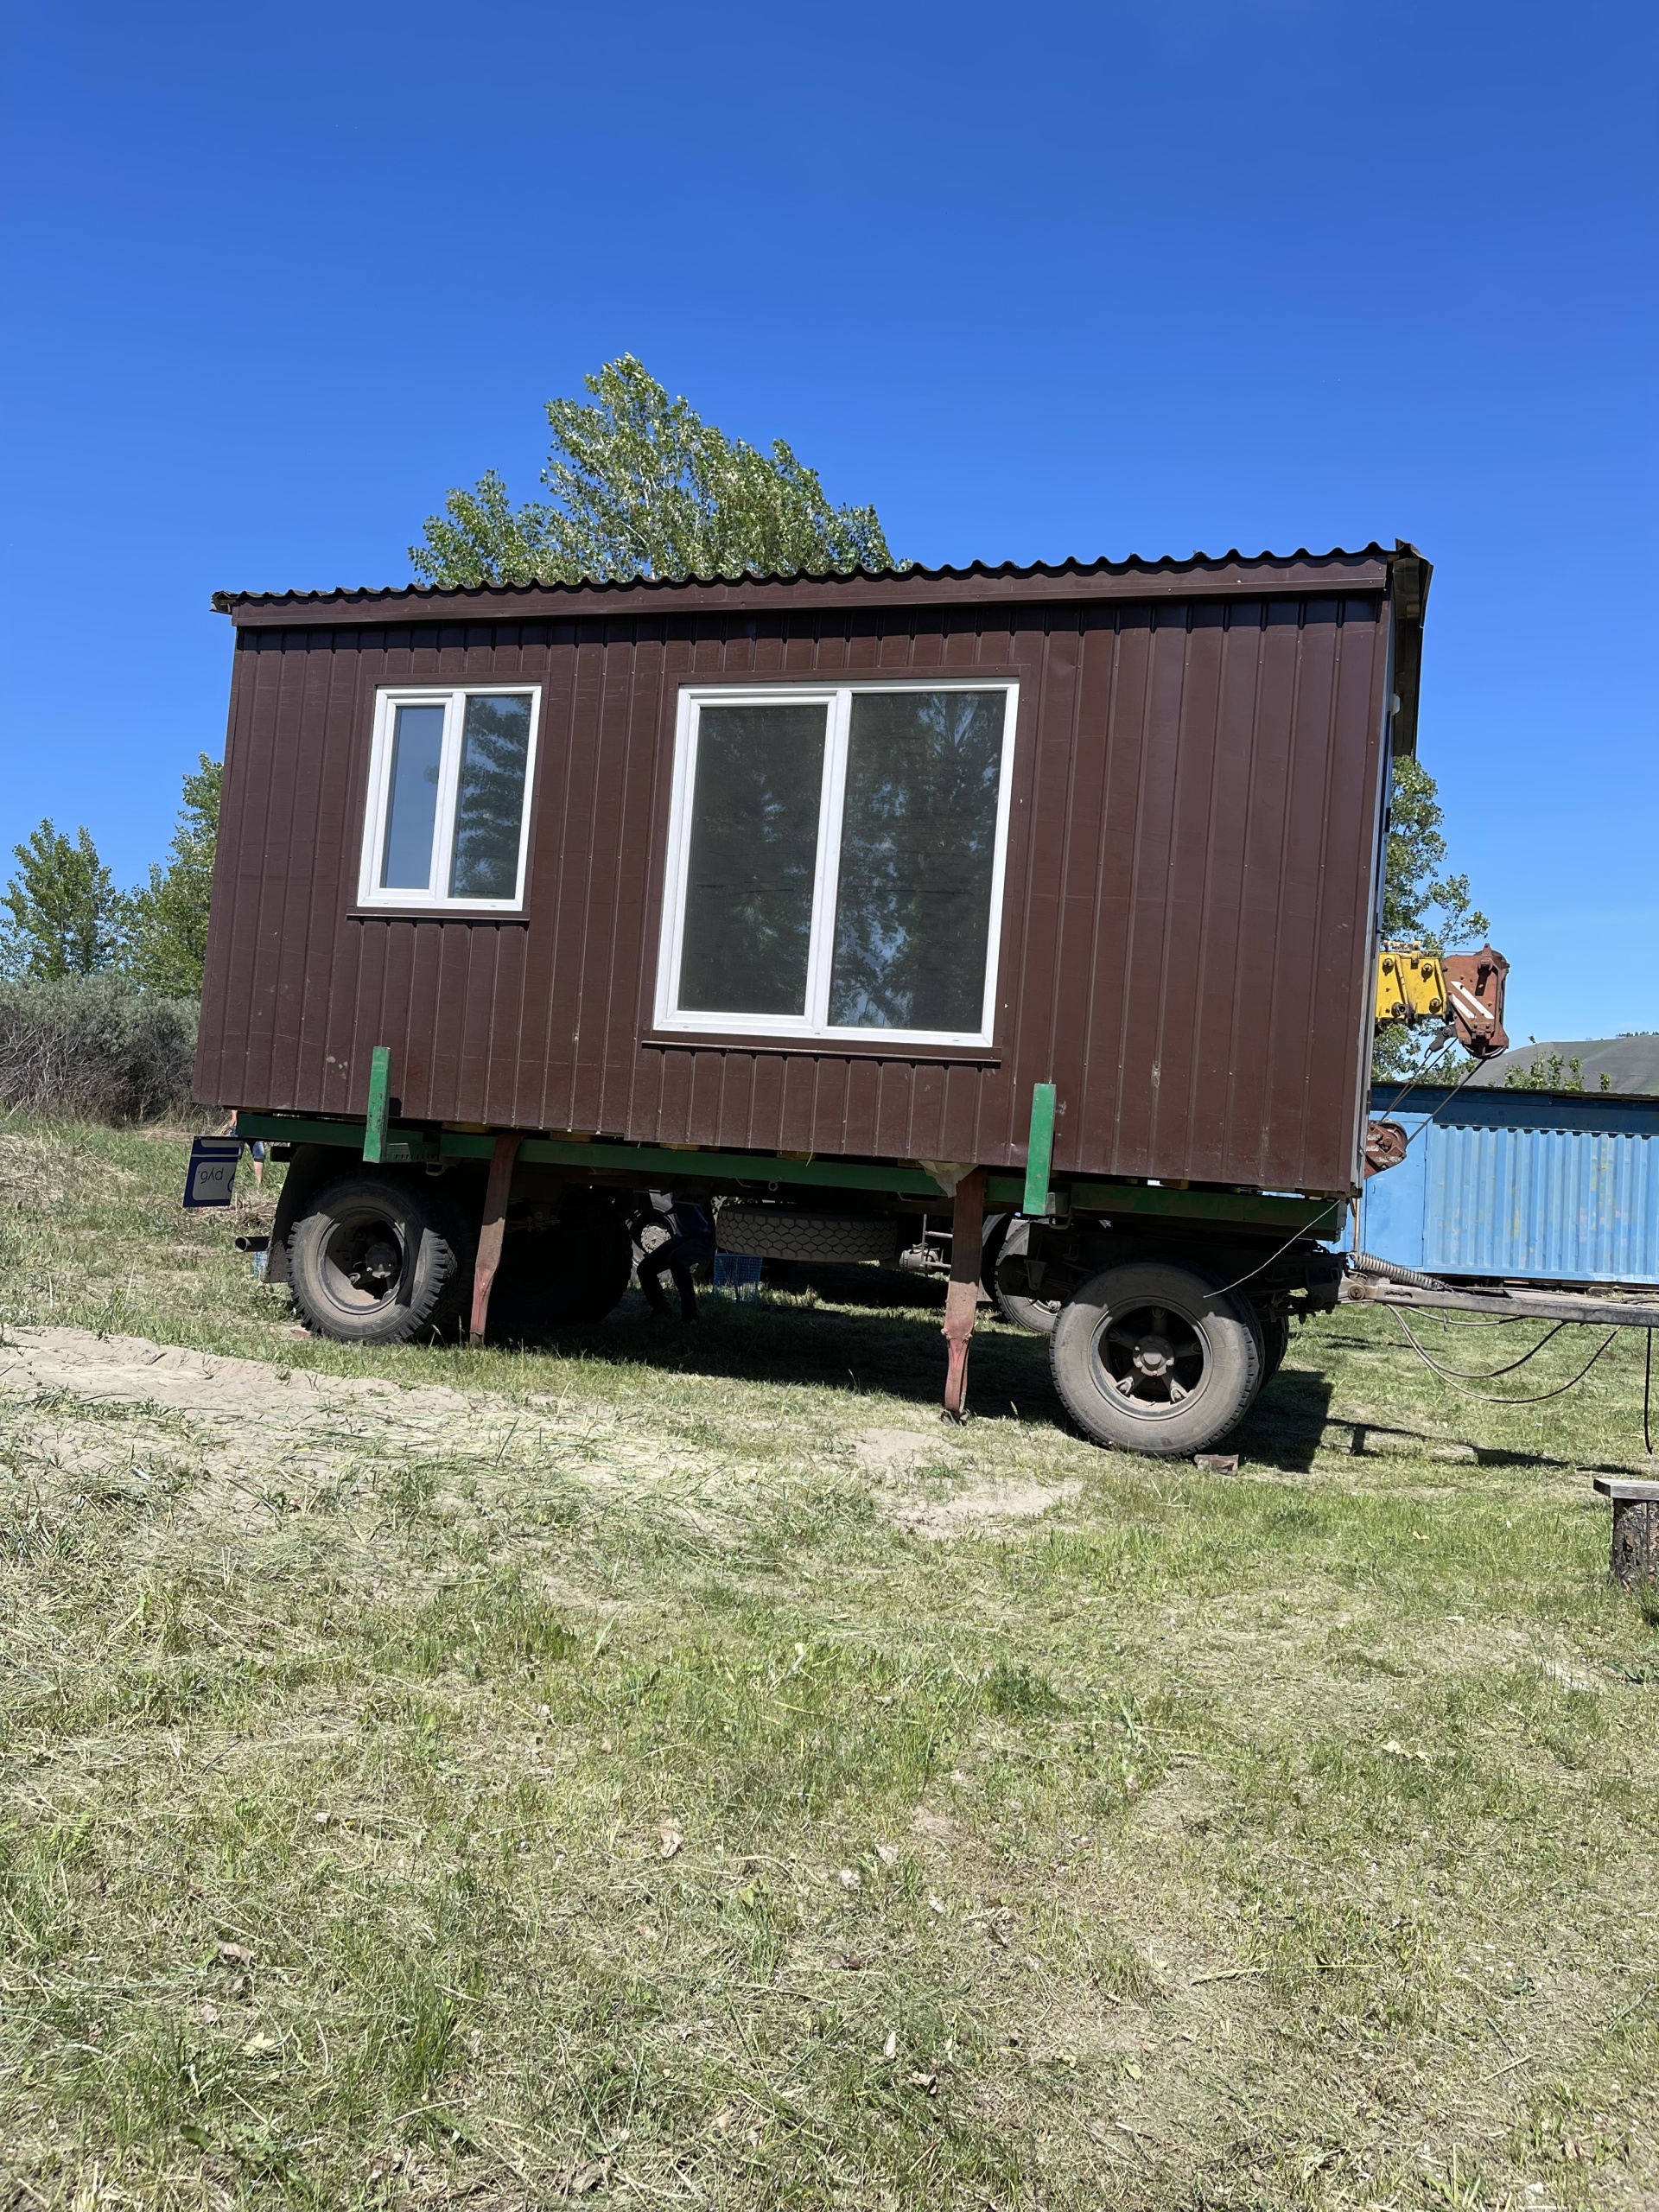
[
  {"xmin": 1231, "ymin": 1363, "xmax": 1336, "ymax": 1473},
  {"xmin": 493, "ymin": 1262, "xmax": 1355, "ymax": 1466},
  {"xmin": 493, "ymin": 1276, "xmax": 1062, "ymax": 1425}
]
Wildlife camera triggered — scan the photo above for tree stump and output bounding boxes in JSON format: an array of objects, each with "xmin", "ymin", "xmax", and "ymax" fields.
[{"xmin": 1592, "ymin": 1478, "xmax": 1659, "ymax": 1587}]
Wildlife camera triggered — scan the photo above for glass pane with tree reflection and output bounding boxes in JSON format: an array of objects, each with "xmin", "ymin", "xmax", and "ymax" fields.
[
  {"xmin": 829, "ymin": 690, "xmax": 1006, "ymax": 1032},
  {"xmin": 448, "ymin": 694, "xmax": 532, "ymax": 899},
  {"xmin": 678, "ymin": 702, "xmax": 828, "ymax": 1015}
]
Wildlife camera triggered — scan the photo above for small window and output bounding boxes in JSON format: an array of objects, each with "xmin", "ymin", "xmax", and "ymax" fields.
[
  {"xmin": 655, "ymin": 681, "xmax": 1018, "ymax": 1046},
  {"xmin": 359, "ymin": 686, "xmax": 540, "ymax": 910}
]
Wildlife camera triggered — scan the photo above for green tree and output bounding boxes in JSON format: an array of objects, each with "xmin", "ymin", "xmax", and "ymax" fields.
[
  {"xmin": 1373, "ymin": 757, "xmax": 1491, "ymax": 1080},
  {"xmin": 126, "ymin": 754, "xmax": 222, "ymax": 995},
  {"xmin": 1503, "ymin": 1052, "xmax": 1610, "ymax": 1094},
  {"xmin": 411, "ymin": 355, "xmax": 897, "ymax": 586},
  {"xmin": 0, "ymin": 822, "xmax": 131, "ymax": 978}
]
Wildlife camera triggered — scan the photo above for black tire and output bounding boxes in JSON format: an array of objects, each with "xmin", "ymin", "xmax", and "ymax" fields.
[
  {"xmin": 988, "ymin": 1215, "xmax": 1059, "ymax": 1336},
  {"xmin": 979, "ymin": 1211, "xmax": 1012, "ymax": 1291},
  {"xmin": 493, "ymin": 1211, "xmax": 635, "ymax": 1330},
  {"xmin": 1048, "ymin": 1259, "xmax": 1263, "ymax": 1457},
  {"xmin": 716, "ymin": 1206, "xmax": 899, "ymax": 1264},
  {"xmin": 1255, "ymin": 1309, "xmax": 1291, "ymax": 1390},
  {"xmin": 286, "ymin": 1174, "xmax": 464, "ymax": 1344}
]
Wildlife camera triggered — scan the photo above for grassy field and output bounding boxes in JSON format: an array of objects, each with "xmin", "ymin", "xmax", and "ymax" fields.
[{"xmin": 0, "ymin": 1116, "xmax": 1654, "ymax": 2211}]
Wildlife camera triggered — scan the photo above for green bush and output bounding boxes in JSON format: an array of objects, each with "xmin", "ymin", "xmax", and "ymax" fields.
[{"xmin": 0, "ymin": 975, "xmax": 200, "ymax": 1124}]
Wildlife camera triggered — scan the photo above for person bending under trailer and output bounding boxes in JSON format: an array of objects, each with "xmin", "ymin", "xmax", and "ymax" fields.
[{"xmin": 634, "ymin": 1195, "xmax": 716, "ymax": 1322}]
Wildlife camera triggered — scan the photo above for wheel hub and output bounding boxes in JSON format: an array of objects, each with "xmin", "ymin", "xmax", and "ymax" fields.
[
  {"xmin": 1095, "ymin": 1303, "xmax": 1209, "ymax": 1413},
  {"xmin": 356, "ymin": 1236, "xmax": 400, "ymax": 1287},
  {"xmin": 322, "ymin": 1217, "xmax": 407, "ymax": 1308},
  {"xmin": 1129, "ymin": 1331, "xmax": 1175, "ymax": 1380}
]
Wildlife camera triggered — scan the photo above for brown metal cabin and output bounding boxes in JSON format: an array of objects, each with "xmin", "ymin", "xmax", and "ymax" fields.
[{"xmin": 203, "ymin": 543, "xmax": 1429, "ymax": 1453}]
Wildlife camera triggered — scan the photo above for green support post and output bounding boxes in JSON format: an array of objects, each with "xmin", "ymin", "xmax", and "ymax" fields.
[
  {"xmin": 1023, "ymin": 1081, "xmax": 1057, "ymax": 1217},
  {"xmin": 363, "ymin": 1046, "xmax": 391, "ymax": 1164}
]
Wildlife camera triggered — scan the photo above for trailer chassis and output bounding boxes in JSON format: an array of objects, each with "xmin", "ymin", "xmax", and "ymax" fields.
[{"xmin": 233, "ymin": 1108, "xmax": 1345, "ymax": 1446}]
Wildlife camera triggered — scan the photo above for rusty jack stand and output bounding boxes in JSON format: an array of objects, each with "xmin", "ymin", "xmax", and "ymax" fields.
[
  {"xmin": 468, "ymin": 1133, "xmax": 522, "ymax": 1341},
  {"xmin": 942, "ymin": 1169, "xmax": 986, "ymax": 1421}
]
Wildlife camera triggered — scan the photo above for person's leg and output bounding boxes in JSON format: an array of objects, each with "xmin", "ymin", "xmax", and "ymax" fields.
[
  {"xmin": 647, "ymin": 1231, "xmax": 713, "ymax": 1321},
  {"xmin": 637, "ymin": 1248, "xmax": 673, "ymax": 1316}
]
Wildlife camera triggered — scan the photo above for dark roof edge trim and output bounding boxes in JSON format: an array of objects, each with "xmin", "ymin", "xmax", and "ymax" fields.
[
  {"xmin": 212, "ymin": 544, "xmax": 1400, "ymax": 626},
  {"xmin": 1387, "ymin": 538, "xmax": 1433, "ymax": 760}
]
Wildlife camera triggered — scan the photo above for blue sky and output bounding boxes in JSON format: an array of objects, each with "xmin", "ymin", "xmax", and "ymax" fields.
[{"xmin": 3, "ymin": 1, "xmax": 1654, "ymax": 1044}]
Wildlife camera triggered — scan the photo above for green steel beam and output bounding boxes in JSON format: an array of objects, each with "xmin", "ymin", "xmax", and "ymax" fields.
[
  {"xmin": 236, "ymin": 1114, "xmax": 429, "ymax": 1157},
  {"xmin": 362, "ymin": 1048, "xmax": 391, "ymax": 1164},
  {"xmin": 1023, "ymin": 1082, "xmax": 1057, "ymax": 1216},
  {"xmin": 500, "ymin": 1135, "xmax": 944, "ymax": 1194},
  {"xmin": 232, "ymin": 1107, "xmax": 1343, "ymax": 1236},
  {"xmin": 236, "ymin": 1111, "xmax": 965, "ymax": 1199}
]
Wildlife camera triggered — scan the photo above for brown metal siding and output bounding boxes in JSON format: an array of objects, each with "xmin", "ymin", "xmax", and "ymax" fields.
[{"xmin": 198, "ymin": 576, "xmax": 1391, "ymax": 1196}]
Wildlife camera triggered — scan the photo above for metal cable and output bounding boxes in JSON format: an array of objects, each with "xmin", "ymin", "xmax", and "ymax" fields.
[
  {"xmin": 1390, "ymin": 1308, "xmax": 1618, "ymax": 1403},
  {"xmin": 1381, "ymin": 1315, "xmax": 1570, "ymax": 1379},
  {"xmin": 1376, "ymin": 1031, "xmax": 1459, "ymax": 1121},
  {"xmin": 1399, "ymin": 1310, "xmax": 1536, "ymax": 1330},
  {"xmin": 1208, "ymin": 1202, "xmax": 1343, "ymax": 1298},
  {"xmin": 1370, "ymin": 1039, "xmax": 1491, "ymax": 1204},
  {"xmin": 1392, "ymin": 1046, "xmax": 1490, "ymax": 1153}
]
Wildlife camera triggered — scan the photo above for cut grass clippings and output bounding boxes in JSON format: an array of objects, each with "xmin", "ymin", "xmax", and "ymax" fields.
[{"xmin": 0, "ymin": 1115, "xmax": 1655, "ymax": 2208}]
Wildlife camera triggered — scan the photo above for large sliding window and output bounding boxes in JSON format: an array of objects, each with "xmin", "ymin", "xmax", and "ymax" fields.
[
  {"xmin": 358, "ymin": 685, "xmax": 540, "ymax": 911},
  {"xmin": 655, "ymin": 682, "xmax": 1018, "ymax": 1046}
]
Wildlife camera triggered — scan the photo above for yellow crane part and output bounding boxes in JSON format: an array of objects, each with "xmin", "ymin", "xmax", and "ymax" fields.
[
  {"xmin": 1375, "ymin": 946, "xmax": 1446, "ymax": 1026},
  {"xmin": 1375, "ymin": 942, "xmax": 1510, "ymax": 1058}
]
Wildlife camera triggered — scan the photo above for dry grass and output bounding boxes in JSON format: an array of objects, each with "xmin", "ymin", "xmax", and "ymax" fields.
[{"xmin": 0, "ymin": 1116, "xmax": 1655, "ymax": 2209}]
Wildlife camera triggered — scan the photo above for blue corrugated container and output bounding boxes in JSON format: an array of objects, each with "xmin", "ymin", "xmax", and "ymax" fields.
[{"xmin": 1352, "ymin": 1084, "xmax": 1659, "ymax": 1287}]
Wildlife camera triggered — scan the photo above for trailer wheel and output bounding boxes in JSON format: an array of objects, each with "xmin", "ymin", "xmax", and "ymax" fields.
[
  {"xmin": 986, "ymin": 1215, "xmax": 1059, "ymax": 1336},
  {"xmin": 1048, "ymin": 1259, "xmax": 1262, "ymax": 1456},
  {"xmin": 286, "ymin": 1175, "xmax": 463, "ymax": 1344},
  {"xmin": 1256, "ymin": 1310, "xmax": 1291, "ymax": 1389}
]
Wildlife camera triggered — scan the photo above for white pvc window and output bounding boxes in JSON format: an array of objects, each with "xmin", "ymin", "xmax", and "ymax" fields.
[
  {"xmin": 358, "ymin": 685, "xmax": 541, "ymax": 910},
  {"xmin": 654, "ymin": 681, "xmax": 1019, "ymax": 1046}
]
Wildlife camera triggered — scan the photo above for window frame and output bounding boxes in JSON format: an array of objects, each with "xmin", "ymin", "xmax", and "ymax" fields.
[
  {"xmin": 357, "ymin": 683, "xmax": 542, "ymax": 913},
  {"xmin": 652, "ymin": 677, "xmax": 1020, "ymax": 1048}
]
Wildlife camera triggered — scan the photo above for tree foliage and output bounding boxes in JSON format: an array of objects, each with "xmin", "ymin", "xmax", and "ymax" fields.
[
  {"xmin": 1381, "ymin": 757, "xmax": 1489, "ymax": 950},
  {"xmin": 0, "ymin": 973, "xmax": 198, "ymax": 1123},
  {"xmin": 125, "ymin": 755, "xmax": 222, "ymax": 996},
  {"xmin": 1503, "ymin": 1052, "xmax": 1610, "ymax": 1094},
  {"xmin": 411, "ymin": 355, "xmax": 897, "ymax": 587},
  {"xmin": 0, "ymin": 823, "xmax": 130, "ymax": 979},
  {"xmin": 2, "ymin": 757, "xmax": 222, "ymax": 997},
  {"xmin": 1373, "ymin": 757, "xmax": 1491, "ymax": 1080}
]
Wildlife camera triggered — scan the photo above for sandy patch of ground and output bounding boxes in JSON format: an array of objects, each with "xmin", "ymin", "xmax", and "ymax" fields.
[
  {"xmin": 0, "ymin": 1325, "xmax": 715, "ymax": 1517},
  {"xmin": 893, "ymin": 1475, "xmax": 1081, "ymax": 1539},
  {"xmin": 852, "ymin": 1424, "xmax": 958, "ymax": 1477},
  {"xmin": 0, "ymin": 1330, "xmax": 1090, "ymax": 1556},
  {"xmin": 1, "ymin": 1331, "xmax": 1064, "ymax": 1544},
  {"xmin": 0, "ymin": 1325, "xmax": 474, "ymax": 1443},
  {"xmin": 850, "ymin": 1424, "xmax": 1079, "ymax": 1538}
]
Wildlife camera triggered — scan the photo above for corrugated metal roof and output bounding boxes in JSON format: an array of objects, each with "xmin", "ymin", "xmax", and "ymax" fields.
[
  {"xmin": 210, "ymin": 543, "xmax": 1409, "ymax": 614},
  {"xmin": 1465, "ymin": 1036, "xmax": 1659, "ymax": 1097}
]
